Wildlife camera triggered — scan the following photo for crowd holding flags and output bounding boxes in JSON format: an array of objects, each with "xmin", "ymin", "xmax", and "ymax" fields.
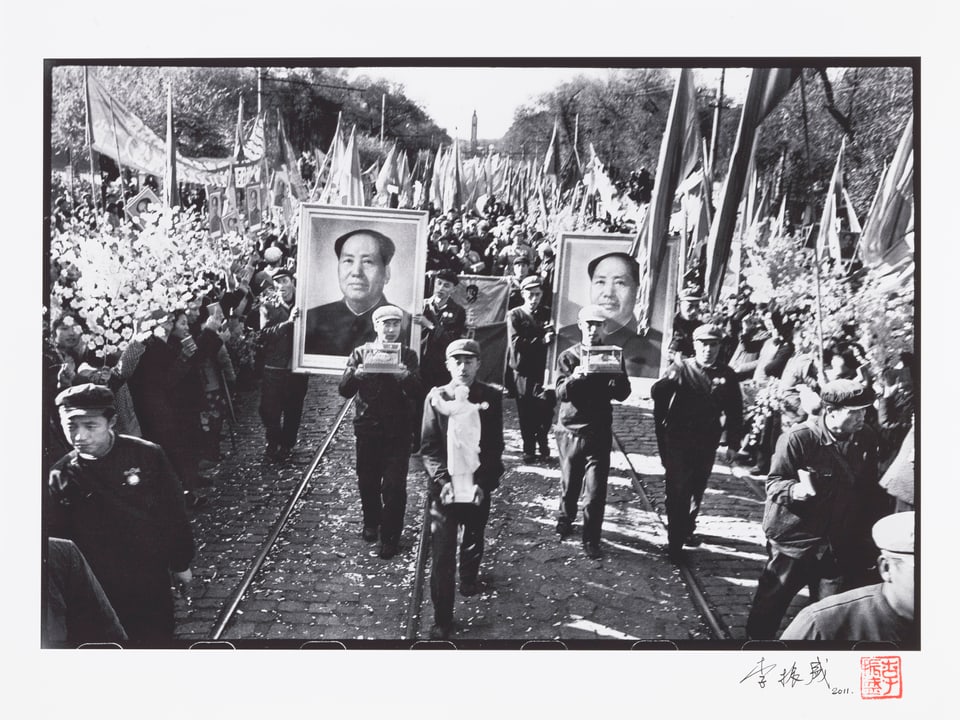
[{"xmin": 78, "ymin": 65, "xmax": 914, "ymax": 375}]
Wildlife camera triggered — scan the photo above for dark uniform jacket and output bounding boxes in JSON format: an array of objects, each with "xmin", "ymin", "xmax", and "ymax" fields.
[
  {"xmin": 506, "ymin": 304, "xmax": 551, "ymax": 389},
  {"xmin": 420, "ymin": 381, "xmax": 505, "ymax": 498},
  {"xmin": 651, "ymin": 358, "xmax": 743, "ymax": 450},
  {"xmin": 762, "ymin": 416, "xmax": 885, "ymax": 570},
  {"xmin": 780, "ymin": 583, "xmax": 914, "ymax": 642},
  {"xmin": 259, "ymin": 297, "xmax": 295, "ymax": 369},
  {"xmin": 555, "ymin": 344, "xmax": 631, "ymax": 435},
  {"xmin": 419, "ymin": 298, "xmax": 467, "ymax": 385},
  {"xmin": 304, "ymin": 297, "xmax": 411, "ymax": 357},
  {"xmin": 338, "ymin": 345, "xmax": 422, "ymax": 437},
  {"xmin": 668, "ymin": 313, "xmax": 701, "ymax": 358},
  {"xmin": 47, "ymin": 435, "xmax": 195, "ymax": 628}
]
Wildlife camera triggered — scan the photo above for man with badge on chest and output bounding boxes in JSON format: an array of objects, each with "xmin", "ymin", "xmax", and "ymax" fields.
[
  {"xmin": 416, "ymin": 269, "xmax": 467, "ymax": 390},
  {"xmin": 47, "ymin": 384, "xmax": 195, "ymax": 645},
  {"xmin": 506, "ymin": 275, "xmax": 555, "ymax": 461},
  {"xmin": 651, "ymin": 323, "xmax": 743, "ymax": 563}
]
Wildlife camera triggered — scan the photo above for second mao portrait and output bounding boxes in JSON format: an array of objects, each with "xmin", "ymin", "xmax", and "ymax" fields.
[
  {"xmin": 293, "ymin": 205, "xmax": 429, "ymax": 374},
  {"xmin": 550, "ymin": 232, "xmax": 663, "ymax": 381}
]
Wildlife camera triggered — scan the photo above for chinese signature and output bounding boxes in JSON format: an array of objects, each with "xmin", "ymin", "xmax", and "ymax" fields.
[{"xmin": 740, "ymin": 657, "xmax": 831, "ymax": 690}]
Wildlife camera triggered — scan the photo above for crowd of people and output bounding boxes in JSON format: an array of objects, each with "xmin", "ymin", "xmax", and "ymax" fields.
[{"xmin": 44, "ymin": 186, "xmax": 916, "ymax": 646}]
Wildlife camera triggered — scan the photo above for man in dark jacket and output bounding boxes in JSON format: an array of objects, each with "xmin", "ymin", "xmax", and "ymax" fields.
[
  {"xmin": 506, "ymin": 275, "xmax": 554, "ymax": 460},
  {"xmin": 554, "ymin": 305, "xmax": 631, "ymax": 559},
  {"xmin": 258, "ymin": 269, "xmax": 309, "ymax": 461},
  {"xmin": 338, "ymin": 305, "xmax": 422, "ymax": 559},
  {"xmin": 745, "ymin": 379, "xmax": 888, "ymax": 639},
  {"xmin": 652, "ymin": 323, "xmax": 743, "ymax": 562},
  {"xmin": 417, "ymin": 270, "xmax": 467, "ymax": 390},
  {"xmin": 668, "ymin": 287, "xmax": 704, "ymax": 361},
  {"xmin": 47, "ymin": 384, "xmax": 195, "ymax": 646},
  {"xmin": 420, "ymin": 339, "xmax": 504, "ymax": 639}
]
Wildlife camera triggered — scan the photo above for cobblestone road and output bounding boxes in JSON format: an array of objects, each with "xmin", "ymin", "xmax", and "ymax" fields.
[{"xmin": 174, "ymin": 375, "xmax": 802, "ymax": 646}]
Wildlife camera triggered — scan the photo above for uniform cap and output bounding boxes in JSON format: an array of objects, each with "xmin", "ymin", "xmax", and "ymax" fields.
[
  {"xmin": 56, "ymin": 383, "xmax": 116, "ymax": 418},
  {"xmin": 578, "ymin": 304, "xmax": 606, "ymax": 323},
  {"xmin": 271, "ymin": 268, "xmax": 294, "ymax": 283},
  {"xmin": 820, "ymin": 379, "xmax": 876, "ymax": 409},
  {"xmin": 872, "ymin": 511, "xmax": 914, "ymax": 555},
  {"xmin": 680, "ymin": 287, "xmax": 704, "ymax": 302},
  {"xmin": 435, "ymin": 269, "xmax": 460, "ymax": 285},
  {"xmin": 512, "ymin": 254, "xmax": 531, "ymax": 265},
  {"xmin": 372, "ymin": 305, "xmax": 403, "ymax": 324},
  {"xmin": 264, "ymin": 247, "xmax": 283, "ymax": 263},
  {"xmin": 519, "ymin": 275, "xmax": 542, "ymax": 291},
  {"xmin": 445, "ymin": 338, "xmax": 481, "ymax": 359},
  {"xmin": 692, "ymin": 323, "xmax": 724, "ymax": 342}
]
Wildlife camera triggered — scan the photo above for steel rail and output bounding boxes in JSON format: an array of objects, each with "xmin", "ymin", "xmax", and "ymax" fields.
[
  {"xmin": 404, "ymin": 456, "xmax": 432, "ymax": 640},
  {"xmin": 612, "ymin": 431, "xmax": 733, "ymax": 641},
  {"xmin": 209, "ymin": 397, "xmax": 355, "ymax": 640}
]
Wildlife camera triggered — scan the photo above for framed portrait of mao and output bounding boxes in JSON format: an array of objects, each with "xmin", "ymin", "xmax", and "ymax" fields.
[{"xmin": 293, "ymin": 204, "xmax": 429, "ymax": 375}]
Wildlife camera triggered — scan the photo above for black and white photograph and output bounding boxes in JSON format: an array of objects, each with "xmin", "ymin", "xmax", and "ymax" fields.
[
  {"xmin": 293, "ymin": 204, "xmax": 428, "ymax": 373},
  {"xmin": 36, "ymin": 47, "xmax": 929, "ymax": 713}
]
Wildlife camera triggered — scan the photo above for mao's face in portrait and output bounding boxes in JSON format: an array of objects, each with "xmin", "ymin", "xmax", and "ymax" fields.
[
  {"xmin": 589, "ymin": 255, "xmax": 638, "ymax": 327},
  {"xmin": 338, "ymin": 232, "xmax": 390, "ymax": 313}
]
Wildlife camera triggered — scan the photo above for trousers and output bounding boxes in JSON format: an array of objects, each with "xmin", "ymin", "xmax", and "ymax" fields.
[
  {"xmin": 355, "ymin": 433, "xmax": 410, "ymax": 543},
  {"xmin": 430, "ymin": 493, "xmax": 491, "ymax": 627},
  {"xmin": 745, "ymin": 543, "xmax": 844, "ymax": 640},
  {"xmin": 660, "ymin": 434, "xmax": 719, "ymax": 550},
  {"xmin": 556, "ymin": 429, "xmax": 611, "ymax": 544},
  {"xmin": 259, "ymin": 368, "xmax": 309, "ymax": 448}
]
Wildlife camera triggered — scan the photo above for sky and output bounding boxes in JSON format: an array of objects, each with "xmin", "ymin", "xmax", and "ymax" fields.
[{"xmin": 346, "ymin": 66, "xmax": 751, "ymax": 140}]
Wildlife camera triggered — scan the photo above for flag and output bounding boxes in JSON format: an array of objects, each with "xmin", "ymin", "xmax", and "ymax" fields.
[
  {"xmin": 705, "ymin": 68, "xmax": 800, "ymax": 304},
  {"xmin": 244, "ymin": 113, "xmax": 265, "ymax": 161},
  {"xmin": 278, "ymin": 115, "xmax": 307, "ymax": 200},
  {"xmin": 860, "ymin": 114, "xmax": 913, "ymax": 276},
  {"xmin": 163, "ymin": 84, "xmax": 179, "ymax": 208},
  {"xmin": 634, "ymin": 68, "xmax": 702, "ymax": 322},
  {"xmin": 816, "ymin": 138, "xmax": 845, "ymax": 262},
  {"xmin": 397, "ymin": 149, "xmax": 413, "ymax": 208},
  {"xmin": 335, "ymin": 126, "xmax": 365, "ymax": 206},
  {"xmin": 542, "ymin": 119, "xmax": 561, "ymax": 191},
  {"xmin": 319, "ymin": 114, "xmax": 346, "ymax": 203},
  {"xmin": 233, "ymin": 96, "xmax": 246, "ymax": 162},
  {"xmin": 770, "ymin": 193, "xmax": 788, "ymax": 238},
  {"xmin": 84, "ymin": 69, "xmax": 233, "ymax": 186},
  {"xmin": 375, "ymin": 142, "xmax": 399, "ymax": 198}
]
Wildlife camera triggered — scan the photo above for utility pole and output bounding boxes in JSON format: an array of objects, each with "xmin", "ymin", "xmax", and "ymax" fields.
[
  {"xmin": 257, "ymin": 67, "xmax": 264, "ymax": 115},
  {"xmin": 380, "ymin": 93, "xmax": 386, "ymax": 146},
  {"xmin": 709, "ymin": 69, "xmax": 725, "ymax": 177}
]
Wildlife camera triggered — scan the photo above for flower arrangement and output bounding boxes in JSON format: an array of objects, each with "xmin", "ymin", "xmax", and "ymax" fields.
[{"xmin": 49, "ymin": 196, "xmax": 255, "ymax": 357}]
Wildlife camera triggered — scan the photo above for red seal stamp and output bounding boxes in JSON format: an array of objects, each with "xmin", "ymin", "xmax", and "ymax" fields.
[{"xmin": 860, "ymin": 656, "xmax": 902, "ymax": 699}]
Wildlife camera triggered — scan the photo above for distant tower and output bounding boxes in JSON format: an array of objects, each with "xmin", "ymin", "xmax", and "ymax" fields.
[{"xmin": 471, "ymin": 109, "xmax": 478, "ymax": 154}]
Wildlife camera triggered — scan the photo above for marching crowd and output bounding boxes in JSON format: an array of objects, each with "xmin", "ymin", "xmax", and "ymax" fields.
[{"xmin": 44, "ymin": 195, "xmax": 915, "ymax": 646}]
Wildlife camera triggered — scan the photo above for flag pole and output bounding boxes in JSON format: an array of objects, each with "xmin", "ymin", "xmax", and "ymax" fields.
[
  {"xmin": 82, "ymin": 68, "xmax": 102, "ymax": 219},
  {"xmin": 799, "ymin": 70, "xmax": 826, "ymax": 381}
]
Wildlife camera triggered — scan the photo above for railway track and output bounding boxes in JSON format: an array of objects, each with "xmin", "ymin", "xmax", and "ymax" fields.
[{"xmin": 186, "ymin": 381, "xmax": 745, "ymax": 647}]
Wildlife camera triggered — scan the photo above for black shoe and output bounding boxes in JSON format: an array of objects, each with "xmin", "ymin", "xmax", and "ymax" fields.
[
  {"xmin": 183, "ymin": 491, "xmax": 208, "ymax": 509},
  {"xmin": 583, "ymin": 541, "xmax": 603, "ymax": 559},
  {"xmin": 263, "ymin": 442, "xmax": 280, "ymax": 460},
  {"xmin": 361, "ymin": 526, "xmax": 378, "ymax": 543},
  {"xmin": 748, "ymin": 465, "xmax": 769, "ymax": 476},
  {"xmin": 538, "ymin": 444, "xmax": 550, "ymax": 459},
  {"xmin": 667, "ymin": 546, "xmax": 687, "ymax": 564},
  {"xmin": 684, "ymin": 534, "xmax": 703, "ymax": 547},
  {"xmin": 522, "ymin": 453, "xmax": 537, "ymax": 463},
  {"xmin": 556, "ymin": 520, "xmax": 574, "ymax": 540},
  {"xmin": 459, "ymin": 579, "xmax": 480, "ymax": 597},
  {"xmin": 428, "ymin": 623, "xmax": 451, "ymax": 640},
  {"xmin": 379, "ymin": 542, "xmax": 398, "ymax": 559}
]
